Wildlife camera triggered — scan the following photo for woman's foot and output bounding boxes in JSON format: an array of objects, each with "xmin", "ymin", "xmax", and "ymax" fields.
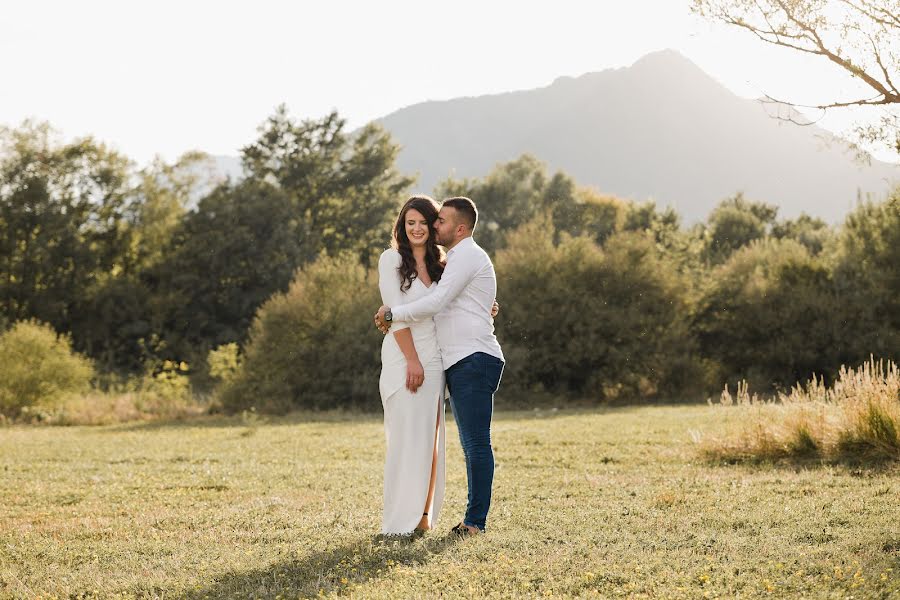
[{"xmin": 415, "ymin": 512, "xmax": 430, "ymax": 531}]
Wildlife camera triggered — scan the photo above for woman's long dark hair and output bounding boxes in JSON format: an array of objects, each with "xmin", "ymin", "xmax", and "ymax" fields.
[{"xmin": 391, "ymin": 195, "xmax": 445, "ymax": 292}]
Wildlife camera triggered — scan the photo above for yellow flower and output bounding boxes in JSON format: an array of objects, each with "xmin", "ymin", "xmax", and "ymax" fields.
[{"xmin": 341, "ymin": 577, "xmax": 348, "ymax": 584}]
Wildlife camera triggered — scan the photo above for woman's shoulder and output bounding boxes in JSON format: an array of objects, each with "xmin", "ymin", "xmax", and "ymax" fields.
[{"xmin": 379, "ymin": 248, "xmax": 401, "ymax": 269}]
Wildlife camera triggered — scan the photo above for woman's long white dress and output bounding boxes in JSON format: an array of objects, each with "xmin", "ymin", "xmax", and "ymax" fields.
[{"xmin": 378, "ymin": 249, "xmax": 446, "ymax": 535}]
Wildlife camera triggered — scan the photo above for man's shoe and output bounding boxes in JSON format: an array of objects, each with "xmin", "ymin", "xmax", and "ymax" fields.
[{"xmin": 450, "ymin": 522, "xmax": 480, "ymax": 538}]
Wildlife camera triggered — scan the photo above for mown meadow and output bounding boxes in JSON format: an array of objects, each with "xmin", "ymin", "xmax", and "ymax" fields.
[{"xmin": 2, "ymin": 403, "xmax": 898, "ymax": 599}]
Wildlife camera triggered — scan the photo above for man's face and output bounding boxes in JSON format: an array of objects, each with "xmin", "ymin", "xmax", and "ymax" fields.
[{"xmin": 434, "ymin": 206, "xmax": 458, "ymax": 246}]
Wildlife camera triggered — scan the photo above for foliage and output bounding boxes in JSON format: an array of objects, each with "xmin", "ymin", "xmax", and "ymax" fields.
[
  {"xmin": 771, "ymin": 213, "xmax": 832, "ymax": 255},
  {"xmin": 208, "ymin": 343, "xmax": 241, "ymax": 385},
  {"xmin": 699, "ymin": 193, "xmax": 778, "ymax": 264},
  {"xmin": 830, "ymin": 191, "xmax": 900, "ymax": 363},
  {"xmin": 495, "ymin": 215, "xmax": 700, "ymax": 400},
  {"xmin": 221, "ymin": 254, "xmax": 382, "ymax": 413},
  {"xmin": 694, "ymin": 237, "xmax": 838, "ymax": 388},
  {"xmin": 149, "ymin": 180, "xmax": 303, "ymax": 362},
  {"xmin": 0, "ymin": 320, "xmax": 94, "ymax": 418},
  {"xmin": 241, "ymin": 106, "xmax": 414, "ymax": 268},
  {"xmin": 0, "ymin": 121, "xmax": 134, "ymax": 337}
]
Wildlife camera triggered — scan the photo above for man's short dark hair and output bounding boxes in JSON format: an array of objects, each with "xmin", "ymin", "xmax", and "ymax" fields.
[{"xmin": 442, "ymin": 196, "xmax": 478, "ymax": 231}]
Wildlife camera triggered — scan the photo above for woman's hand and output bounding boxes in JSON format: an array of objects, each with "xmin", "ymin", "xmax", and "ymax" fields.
[
  {"xmin": 406, "ymin": 357, "xmax": 425, "ymax": 392},
  {"xmin": 491, "ymin": 299, "xmax": 500, "ymax": 318}
]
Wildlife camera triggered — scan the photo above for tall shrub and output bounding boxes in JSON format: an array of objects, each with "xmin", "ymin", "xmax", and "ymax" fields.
[
  {"xmin": 694, "ymin": 238, "xmax": 837, "ymax": 389},
  {"xmin": 0, "ymin": 320, "xmax": 94, "ymax": 418},
  {"xmin": 221, "ymin": 254, "xmax": 382, "ymax": 413},
  {"xmin": 495, "ymin": 216, "xmax": 698, "ymax": 401}
]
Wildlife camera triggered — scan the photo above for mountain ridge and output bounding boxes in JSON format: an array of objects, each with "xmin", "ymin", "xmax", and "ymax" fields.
[
  {"xmin": 214, "ymin": 49, "xmax": 898, "ymax": 224},
  {"xmin": 374, "ymin": 49, "xmax": 897, "ymax": 223}
]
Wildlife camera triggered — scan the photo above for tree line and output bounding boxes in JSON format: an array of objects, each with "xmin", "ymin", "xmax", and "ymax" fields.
[{"xmin": 1, "ymin": 108, "xmax": 897, "ymax": 411}]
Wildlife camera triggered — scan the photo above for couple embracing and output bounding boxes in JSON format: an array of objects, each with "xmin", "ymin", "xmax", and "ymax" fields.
[{"xmin": 374, "ymin": 195, "xmax": 504, "ymax": 539}]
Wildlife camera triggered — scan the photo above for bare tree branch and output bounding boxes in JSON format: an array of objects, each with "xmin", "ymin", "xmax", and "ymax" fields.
[
  {"xmin": 854, "ymin": 0, "xmax": 900, "ymax": 27},
  {"xmin": 693, "ymin": 0, "xmax": 900, "ymax": 157},
  {"xmin": 867, "ymin": 32, "xmax": 899, "ymax": 94},
  {"xmin": 838, "ymin": 0, "xmax": 900, "ymax": 27}
]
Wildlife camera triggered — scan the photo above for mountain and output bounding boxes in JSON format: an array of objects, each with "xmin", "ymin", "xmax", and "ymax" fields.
[{"xmin": 373, "ymin": 49, "xmax": 899, "ymax": 223}]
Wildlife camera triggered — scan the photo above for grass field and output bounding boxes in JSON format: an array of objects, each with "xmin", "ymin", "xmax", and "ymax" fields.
[{"xmin": 1, "ymin": 405, "xmax": 898, "ymax": 599}]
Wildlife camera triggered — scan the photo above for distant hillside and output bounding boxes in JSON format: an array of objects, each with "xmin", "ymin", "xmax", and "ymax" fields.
[{"xmin": 374, "ymin": 49, "xmax": 899, "ymax": 223}]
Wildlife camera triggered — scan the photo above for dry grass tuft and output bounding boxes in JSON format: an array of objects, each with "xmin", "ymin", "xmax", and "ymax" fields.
[
  {"xmin": 14, "ymin": 390, "xmax": 208, "ymax": 426},
  {"xmin": 702, "ymin": 357, "xmax": 900, "ymax": 463}
]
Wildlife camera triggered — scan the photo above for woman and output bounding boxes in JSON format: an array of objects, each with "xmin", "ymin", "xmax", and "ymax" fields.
[{"xmin": 378, "ymin": 195, "xmax": 448, "ymax": 536}]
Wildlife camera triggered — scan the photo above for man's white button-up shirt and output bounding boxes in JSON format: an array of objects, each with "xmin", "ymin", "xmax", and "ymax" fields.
[{"xmin": 390, "ymin": 237, "xmax": 504, "ymax": 370}]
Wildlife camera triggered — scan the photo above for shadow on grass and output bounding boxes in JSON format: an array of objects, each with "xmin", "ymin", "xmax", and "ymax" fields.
[
  {"xmin": 701, "ymin": 449, "xmax": 900, "ymax": 473},
  {"xmin": 152, "ymin": 532, "xmax": 461, "ymax": 599}
]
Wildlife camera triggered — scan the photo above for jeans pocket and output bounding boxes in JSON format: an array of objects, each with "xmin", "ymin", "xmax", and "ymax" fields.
[{"xmin": 481, "ymin": 354, "xmax": 504, "ymax": 393}]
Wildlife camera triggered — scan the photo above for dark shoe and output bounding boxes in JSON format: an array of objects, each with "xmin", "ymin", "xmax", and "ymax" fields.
[{"xmin": 450, "ymin": 522, "xmax": 480, "ymax": 538}]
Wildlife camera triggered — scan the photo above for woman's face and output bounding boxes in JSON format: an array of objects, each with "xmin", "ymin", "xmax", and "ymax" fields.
[{"xmin": 404, "ymin": 208, "xmax": 430, "ymax": 248}]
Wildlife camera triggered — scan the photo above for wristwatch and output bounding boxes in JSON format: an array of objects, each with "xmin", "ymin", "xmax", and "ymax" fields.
[{"xmin": 384, "ymin": 309, "xmax": 393, "ymax": 322}]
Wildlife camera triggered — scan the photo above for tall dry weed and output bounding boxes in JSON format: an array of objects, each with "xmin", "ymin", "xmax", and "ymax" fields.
[{"xmin": 703, "ymin": 357, "xmax": 900, "ymax": 462}]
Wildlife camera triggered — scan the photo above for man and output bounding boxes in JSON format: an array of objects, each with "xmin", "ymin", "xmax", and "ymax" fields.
[{"xmin": 374, "ymin": 196, "xmax": 505, "ymax": 537}]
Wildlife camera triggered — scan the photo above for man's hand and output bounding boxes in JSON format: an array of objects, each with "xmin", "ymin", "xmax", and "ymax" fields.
[{"xmin": 374, "ymin": 305, "xmax": 390, "ymax": 335}]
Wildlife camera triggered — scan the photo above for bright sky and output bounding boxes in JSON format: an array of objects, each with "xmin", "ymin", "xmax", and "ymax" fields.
[{"xmin": 1, "ymin": 0, "xmax": 893, "ymax": 165}]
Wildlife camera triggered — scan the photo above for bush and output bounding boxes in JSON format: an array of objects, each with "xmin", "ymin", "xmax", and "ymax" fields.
[
  {"xmin": 221, "ymin": 254, "xmax": 382, "ymax": 413},
  {"xmin": 830, "ymin": 191, "xmax": 900, "ymax": 365},
  {"xmin": 0, "ymin": 320, "xmax": 95, "ymax": 418},
  {"xmin": 208, "ymin": 343, "xmax": 240, "ymax": 384},
  {"xmin": 694, "ymin": 238, "xmax": 838, "ymax": 390},
  {"xmin": 494, "ymin": 216, "xmax": 700, "ymax": 401}
]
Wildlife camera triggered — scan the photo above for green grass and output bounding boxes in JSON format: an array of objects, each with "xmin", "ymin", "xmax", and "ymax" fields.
[{"xmin": 1, "ymin": 405, "xmax": 898, "ymax": 598}]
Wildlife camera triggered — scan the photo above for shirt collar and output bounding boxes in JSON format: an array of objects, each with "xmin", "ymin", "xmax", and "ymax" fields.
[{"xmin": 447, "ymin": 236, "xmax": 475, "ymax": 257}]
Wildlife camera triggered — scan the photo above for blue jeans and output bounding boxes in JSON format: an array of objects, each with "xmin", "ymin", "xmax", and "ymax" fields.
[{"xmin": 446, "ymin": 352, "xmax": 505, "ymax": 532}]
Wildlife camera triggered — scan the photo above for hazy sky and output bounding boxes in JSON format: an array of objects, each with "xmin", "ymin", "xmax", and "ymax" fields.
[{"xmin": 1, "ymin": 0, "xmax": 891, "ymax": 165}]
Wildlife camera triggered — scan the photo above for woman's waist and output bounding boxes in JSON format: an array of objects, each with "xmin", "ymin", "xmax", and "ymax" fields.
[{"xmin": 381, "ymin": 332, "xmax": 440, "ymax": 360}]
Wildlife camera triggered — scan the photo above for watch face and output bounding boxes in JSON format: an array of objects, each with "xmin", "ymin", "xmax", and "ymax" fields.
[{"xmin": 385, "ymin": 310, "xmax": 392, "ymax": 322}]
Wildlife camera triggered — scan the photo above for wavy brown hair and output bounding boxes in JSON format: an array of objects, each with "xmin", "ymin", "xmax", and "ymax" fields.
[{"xmin": 391, "ymin": 195, "xmax": 445, "ymax": 292}]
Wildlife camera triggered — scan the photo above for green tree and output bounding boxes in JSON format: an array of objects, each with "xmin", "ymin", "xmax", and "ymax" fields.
[
  {"xmin": 771, "ymin": 213, "xmax": 832, "ymax": 255},
  {"xmin": 147, "ymin": 108, "xmax": 412, "ymax": 364},
  {"xmin": 830, "ymin": 190, "xmax": 900, "ymax": 363},
  {"xmin": 241, "ymin": 106, "xmax": 413, "ymax": 268},
  {"xmin": 70, "ymin": 152, "xmax": 215, "ymax": 372},
  {"xmin": 694, "ymin": 237, "xmax": 838, "ymax": 388},
  {"xmin": 150, "ymin": 180, "xmax": 302, "ymax": 362},
  {"xmin": 495, "ymin": 216, "xmax": 699, "ymax": 400},
  {"xmin": 0, "ymin": 121, "xmax": 133, "ymax": 338},
  {"xmin": 700, "ymin": 194, "xmax": 778, "ymax": 264},
  {"xmin": 221, "ymin": 254, "xmax": 382, "ymax": 413}
]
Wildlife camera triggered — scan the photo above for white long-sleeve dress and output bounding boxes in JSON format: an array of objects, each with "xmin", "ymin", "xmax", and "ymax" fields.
[{"xmin": 378, "ymin": 248, "xmax": 446, "ymax": 535}]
